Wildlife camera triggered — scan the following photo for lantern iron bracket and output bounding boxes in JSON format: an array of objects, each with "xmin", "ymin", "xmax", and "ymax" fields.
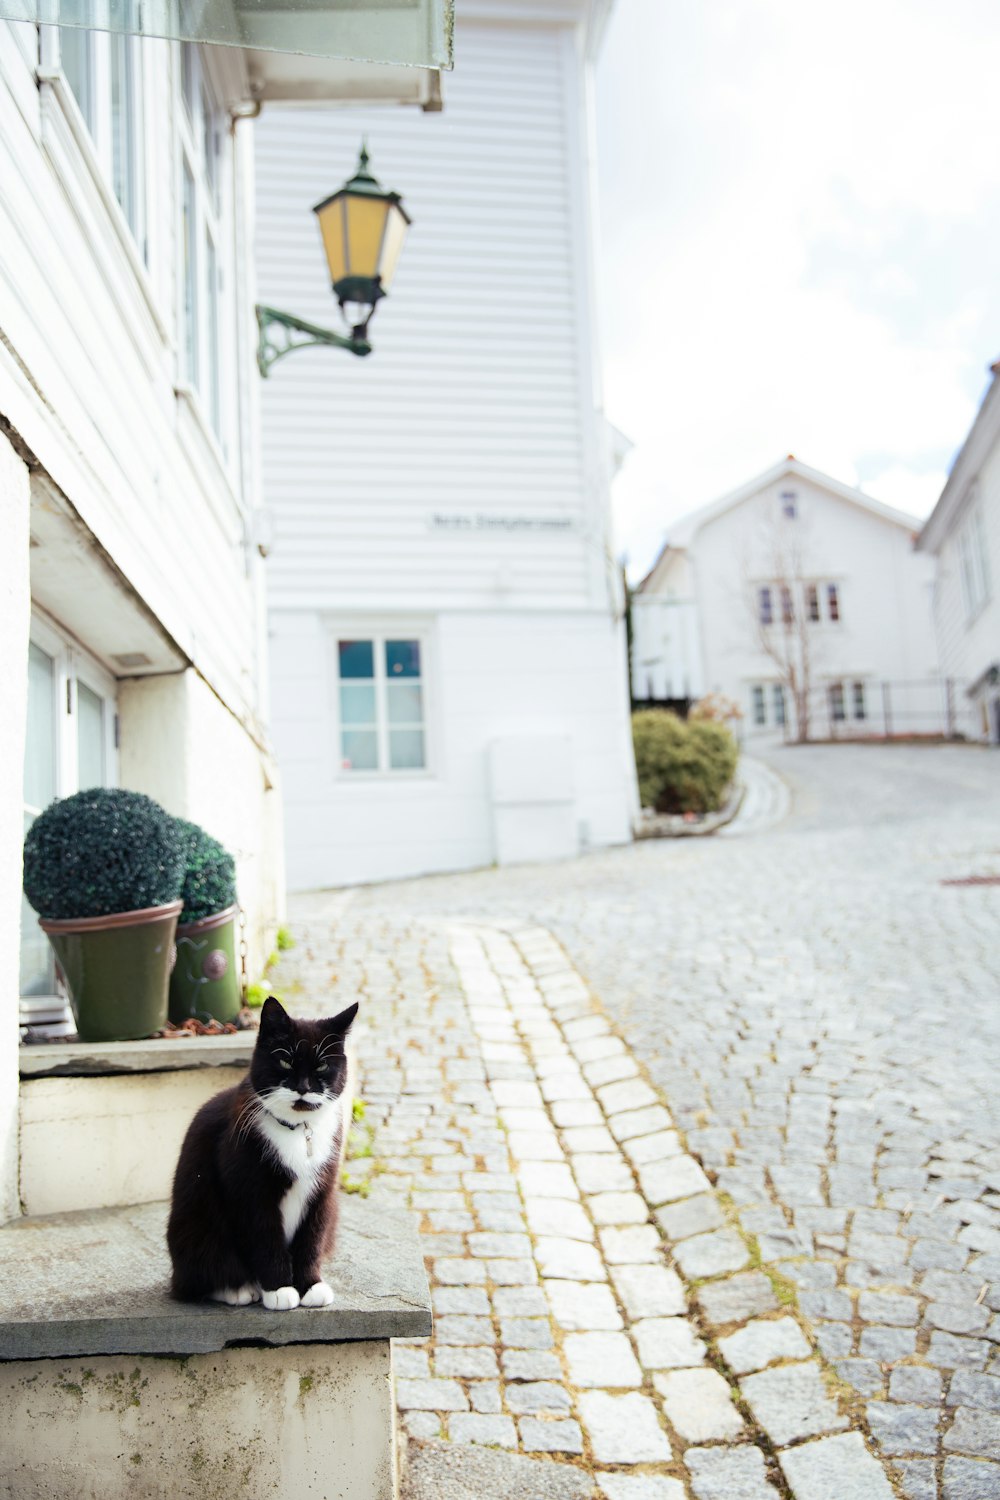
[{"xmin": 255, "ymin": 304, "xmax": 372, "ymax": 377}]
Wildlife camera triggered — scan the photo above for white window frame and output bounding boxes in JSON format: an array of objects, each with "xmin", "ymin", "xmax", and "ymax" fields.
[
  {"xmin": 852, "ymin": 681, "xmax": 866, "ymax": 721},
  {"xmin": 958, "ymin": 502, "xmax": 991, "ymax": 624},
  {"xmin": 829, "ymin": 681, "xmax": 846, "ymax": 722},
  {"xmin": 21, "ymin": 613, "xmax": 119, "ymax": 1027},
  {"xmin": 826, "ymin": 582, "xmax": 841, "ymax": 623},
  {"xmin": 772, "ymin": 682, "xmax": 786, "ymax": 726},
  {"xmin": 329, "ymin": 625, "xmax": 434, "ymax": 780},
  {"xmin": 758, "ymin": 586, "xmax": 773, "ymax": 626},
  {"xmin": 45, "ymin": 11, "xmax": 147, "ymax": 258},
  {"xmin": 750, "ymin": 684, "xmax": 767, "ymax": 727},
  {"xmin": 175, "ymin": 42, "xmax": 232, "ymax": 457}
]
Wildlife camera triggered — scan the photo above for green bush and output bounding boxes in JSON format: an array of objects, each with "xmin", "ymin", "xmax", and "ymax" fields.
[
  {"xmin": 632, "ymin": 709, "xmax": 739, "ymax": 814},
  {"xmin": 23, "ymin": 788, "xmax": 185, "ymax": 920},
  {"xmin": 175, "ymin": 819, "xmax": 237, "ymax": 925}
]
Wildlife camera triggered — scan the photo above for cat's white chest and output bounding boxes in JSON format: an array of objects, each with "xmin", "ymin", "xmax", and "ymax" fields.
[{"xmin": 257, "ymin": 1103, "xmax": 343, "ymax": 1243}]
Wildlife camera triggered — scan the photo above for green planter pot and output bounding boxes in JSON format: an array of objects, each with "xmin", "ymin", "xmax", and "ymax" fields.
[
  {"xmin": 40, "ymin": 901, "xmax": 182, "ymax": 1043},
  {"xmin": 168, "ymin": 904, "xmax": 241, "ymax": 1026}
]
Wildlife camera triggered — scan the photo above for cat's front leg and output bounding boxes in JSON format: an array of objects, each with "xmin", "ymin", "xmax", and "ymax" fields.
[{"xmin": 261, "ymin": 1285, "xmax": 300, "ymax": 1311}]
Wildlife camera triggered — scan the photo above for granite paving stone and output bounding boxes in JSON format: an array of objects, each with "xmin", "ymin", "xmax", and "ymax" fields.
[
  {"xmin": 633, "ymin": 1316, "xmax": 707, "ymax": 1369},
  {"xmin": 578, "ymin": 1391, "xmax": 672, "ymax": 1463},
  {"xmin": 655, "ymin": 1367, "xmax": 744, "ymax": 1441},
  {"xmin": 697, "ymin": 1272, "xmax": 778, "ymax": 1326},
  {"xmin": 563, "ymin": 1330, "xmax": 643, "ymax": 1388},
  {"xmin": 944, "ymin": 1407, "xmax": 1000, "ymax": 1460},
  {"xmin": 718, "ymin": 1316, "xmax": 812, "ymax": 1373},
  {"xmin": 673, "ymin": 1228, "xmax": 751, "ymax": 1279},
  {"xmin": 778, "ymin": 1432, "xmax": 896, "ymax": 1499},
  {"xmin": 740, "ymin": 1361, "xmax": 849, "ymax": 1445},
  {"xmin": 866, "ymin": 1400, "xmax": 939, "ymax": 1454},
  {"xmin": 942, "ymin": 1456, "xmax": 1000, "ymax": 1498},
  {"xmin": 595, "ymin": 1478, "xmax": 687, "ymax": 1500},
  {"xmin": 517, "ymin": 1418, "xmax": 585, "ymax": 1454},
  {"xmin": 610, "ymin": 1263, "xmax": 687, "ymax": 1318},
  {"xmin": 683, "ymin": 1445, "xmax": 781, "ymax": 1499},
  {"xmin": 544, "ymin": 1279, "xmax": 622, "ymax": 1331}
]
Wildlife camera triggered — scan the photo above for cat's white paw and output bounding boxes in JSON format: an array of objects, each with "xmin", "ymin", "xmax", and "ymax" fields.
[
  {"xmin": 300, "ymin": 1281, "xmax": 335, "ymax": 1308},
  {"xmin": 212, "ymin": 1283, "xmax": 261, "ymax": 1306},
  {"xmin": 261, "ymin": 1285, "xmax": 300, "ymax": 1311}
]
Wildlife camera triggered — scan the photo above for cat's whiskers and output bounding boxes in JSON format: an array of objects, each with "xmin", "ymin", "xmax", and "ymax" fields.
[{"xmin": 233, "ymin": 1094, "xmax": 264, "ymax": 1147}]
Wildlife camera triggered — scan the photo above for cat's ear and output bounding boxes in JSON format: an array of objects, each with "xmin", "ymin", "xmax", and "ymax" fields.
[
  {"xmin": 259, "ymin": 996, "xmax": 291, "ymax": 1034},
  {"xmin": 322, "ymin": 1001, "xmax": 359, "ymax": 1042}
]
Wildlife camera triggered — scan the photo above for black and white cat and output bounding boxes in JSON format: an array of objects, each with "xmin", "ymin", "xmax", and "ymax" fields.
[{"xmin": 167, "ymin": 995, "xmax": 358, "ymax": 1311}]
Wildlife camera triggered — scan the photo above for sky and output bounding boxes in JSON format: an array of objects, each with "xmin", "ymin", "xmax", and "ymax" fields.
[{"xmin": 594, "ymin": 0, "xmax": 1000, "ymax": 579}]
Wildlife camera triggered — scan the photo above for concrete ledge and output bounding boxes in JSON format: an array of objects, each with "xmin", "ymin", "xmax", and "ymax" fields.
[
  {"xmin": 1, "ymin": 1342, "xmax": 397, "ymax": 1499},
  {"xmin": 19, "ymin": 1033, "xmax": 255, "ymax": 1079},
  {"xmin": 0, "ymin": 1193, "xmax": 432, "ymax": 1360}
]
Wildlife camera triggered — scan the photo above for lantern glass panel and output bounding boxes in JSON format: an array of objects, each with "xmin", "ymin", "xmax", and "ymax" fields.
[
  {"xmin": 378, "ymin": 203, "xmax": 409, "ymax": 291},
  {"xmin": 315, "ymin": 199, "xmax": 348, "ymax": 287},
  {"xmin": 344, "ymin": 193, "xmax": 391, "ymax": 279}
]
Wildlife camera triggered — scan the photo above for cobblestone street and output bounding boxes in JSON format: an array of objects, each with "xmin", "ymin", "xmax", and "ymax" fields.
[{"xmin": 277, "ymin": 743, "xmax": 1000, "ymax": 1499}]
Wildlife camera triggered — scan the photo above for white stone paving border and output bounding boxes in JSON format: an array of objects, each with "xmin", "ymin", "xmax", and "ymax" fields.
[{"xmin": 380, "ymin": 918, "xmax": 898, "ymax": 1498}]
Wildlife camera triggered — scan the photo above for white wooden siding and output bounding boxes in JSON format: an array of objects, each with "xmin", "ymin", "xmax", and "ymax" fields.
[
  {"xmin": 0, "ymin": 25, "xmax": 263, "ymax": 731},
  {"xmin": 255, "ymin": 21, "xmax": 604, "ymax": 612}
]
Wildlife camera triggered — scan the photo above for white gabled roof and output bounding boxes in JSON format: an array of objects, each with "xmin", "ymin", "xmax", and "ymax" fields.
[
  {"xmin": 918, "ymin": 362, "xmax": 1000, "ymax": 555},
  {"xmin": 637, "ymin": 457, "xmax": 923, "ymax": 592}
]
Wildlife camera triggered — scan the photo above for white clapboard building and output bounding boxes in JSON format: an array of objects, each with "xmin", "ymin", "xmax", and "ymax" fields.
[
  {"xmin": 632, "ymin": 458, "xmax": 946, "ymax": 740},
  {"xmin": 256, "ymin": 0, "xmax": 636, "ymax": 890},
  {"xmin": 918, "ymin": 362, "xmax": 1000, "ymax": 744},
  {"xmin": 0, "ymin": 12, "xmax": 442, "ymax": 1219}
]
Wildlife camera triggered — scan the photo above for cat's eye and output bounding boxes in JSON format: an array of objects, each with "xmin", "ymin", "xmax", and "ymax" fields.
[
  {"xmin": 277, "ymin": 1059, "xmax": 292, "ymax": 1071},
  {"xmin": 315, "ymin": 1063, "xmax": 329, "ymax": 1075}
]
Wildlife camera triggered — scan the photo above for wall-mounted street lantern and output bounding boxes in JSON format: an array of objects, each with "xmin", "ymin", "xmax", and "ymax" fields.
[{"xmin": 256, "ymin": 144, "xmax": 411, "ymax": 378}]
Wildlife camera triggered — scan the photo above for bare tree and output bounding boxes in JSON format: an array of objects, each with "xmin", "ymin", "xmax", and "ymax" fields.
[{"xmin": 742, "ymin": 515, "xmax": 822, "ymax": 743}]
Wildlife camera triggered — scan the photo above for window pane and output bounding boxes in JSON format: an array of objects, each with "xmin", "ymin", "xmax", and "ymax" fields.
[
  {"xmin": 339, "ymin": 684, "xmax": 375, "ymax": 726},
  {"xmin": 59, "ymin": 24, "xmax": 93, "ymax": 131},
  {"xmin": 77, "ymin": 682, "xmax": 105, "ymax": 789},
  {"xmin": 772, "ymin": 684, "xmax": 786, "ymax": 725},
  {"xmin": 827, "ymin": 584, "xmax": 840, "ymax": 622},
  {"xmin": 182, "ymin": 160, "xmax": 198, "ymax": 387},
  {"xmin": 758, "ymin": 588, "xmax": 772, "ymax": 626},
  {"xmin": 752, "ymin": 685, "xmax": 766, "ymax": 726},
  {"xmin": 339, "ymin": 640, "xmax": 374, "ymax": 679},
  {"xmin": 386, "ymin": 639, "xmax": 421, "ymax": 678},
  {"xmin": 205, "ymin": 230, "xmax": 220, "ymax": 435},
  {"xmin": 806, "ymin": 584, "xmax": 819, "ymax": 622},
  {"xmin": 341, "ymin": 729, "xmax": 378, "ymax": 771},
  {"xmin": 387, "ymin": 682, "xmax": 423, "ymax": 725},
  {"xmin": 110, "ymin": 33, "xmax": 132, "ymax": 226},
  {"xmin": 389, "ymin": 728, "xmax": 425, "ymax": 770},
  {"xmin": 24, "ymin": 642, "xmax": 56, "ymax": 813}
]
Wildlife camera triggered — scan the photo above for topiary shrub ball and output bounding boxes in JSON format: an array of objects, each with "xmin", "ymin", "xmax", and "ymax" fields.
[
  {"xmin": 23, "ymin": 788, "xmax": 185, "ymax": 920},
  {"xmin": 175, "ymin": 818, "xmax": 238, "ymax": 925},
  {"xmin": 632, "ymin": 708, "xmax": 739, "ymax": 815}
]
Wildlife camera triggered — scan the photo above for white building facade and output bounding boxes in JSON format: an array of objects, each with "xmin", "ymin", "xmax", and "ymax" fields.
[
  {"xmin": 256, "ymin": 0, "xmax": 637, "ymax": 890},
  {"xmin": 918, "ymin": 364, "xmax": 1000, "ymax": 744},
  {"xmin": 0, "ymin": 14, "xmax": 439, "ymax": 1218},
  {"xmin": 633, "ymin": 459, "xmax": 947, "ymax": 741}
]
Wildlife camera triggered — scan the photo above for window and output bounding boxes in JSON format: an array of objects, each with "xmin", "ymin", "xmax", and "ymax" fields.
[
  {"xmin": 178, "ymin": 43, "xmax": 226, "ymax": 443},
  {"xmin": 829, "ymin": 682, "xmax": 846, "ymax": 722},
  {"xmin": 806, "ymin": 584, "xmax": 820, "ymax": 622},
  {"xmin": 21, "ymin": 620, "xmax": 118, "ymax": 1027},
  {"xmin": 772, "ymin": 683, "xmax": 786, "ymax": 726},
  {"xmin": 781, "ymin": 490, "xmax": 798, "ymax": 519},
  {"xmin": 337, "ymin": 637, "xmax": 427, "ymax": 772},
  {"xmin": 758, "ymin": 586, "xmax": 773, "ymax": 626},
  {"xmin": 958, "ymin": 504, "xmax": 991, "ymax": 622},
  {"xmin": 852, "ymin": 681, "xmax": 866, "ymax": 721},
  {"xmin": 826, "ymin": 583, "xmax": 841, "ymax": 622},
  {"xmin": 751, "ymin": 684, "xmax": 766, "ymax": 726},
  {"xmin": 780, "ymin": 586, "xmax": 794, "ymax": 625},
  {"xmin": 58, "ymin": 9, "xmax": 146, "ymax": 250}
]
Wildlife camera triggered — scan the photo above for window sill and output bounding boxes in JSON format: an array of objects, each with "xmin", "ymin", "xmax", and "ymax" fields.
[{"xmin": 37, "ymin": 71, "xmax": 171, "ymax": 354}]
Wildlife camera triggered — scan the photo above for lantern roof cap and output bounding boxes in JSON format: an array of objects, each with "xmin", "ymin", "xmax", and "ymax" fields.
[{"xmin": 312, "ymin": 142, "xmax": 409, "ymax": 217}]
